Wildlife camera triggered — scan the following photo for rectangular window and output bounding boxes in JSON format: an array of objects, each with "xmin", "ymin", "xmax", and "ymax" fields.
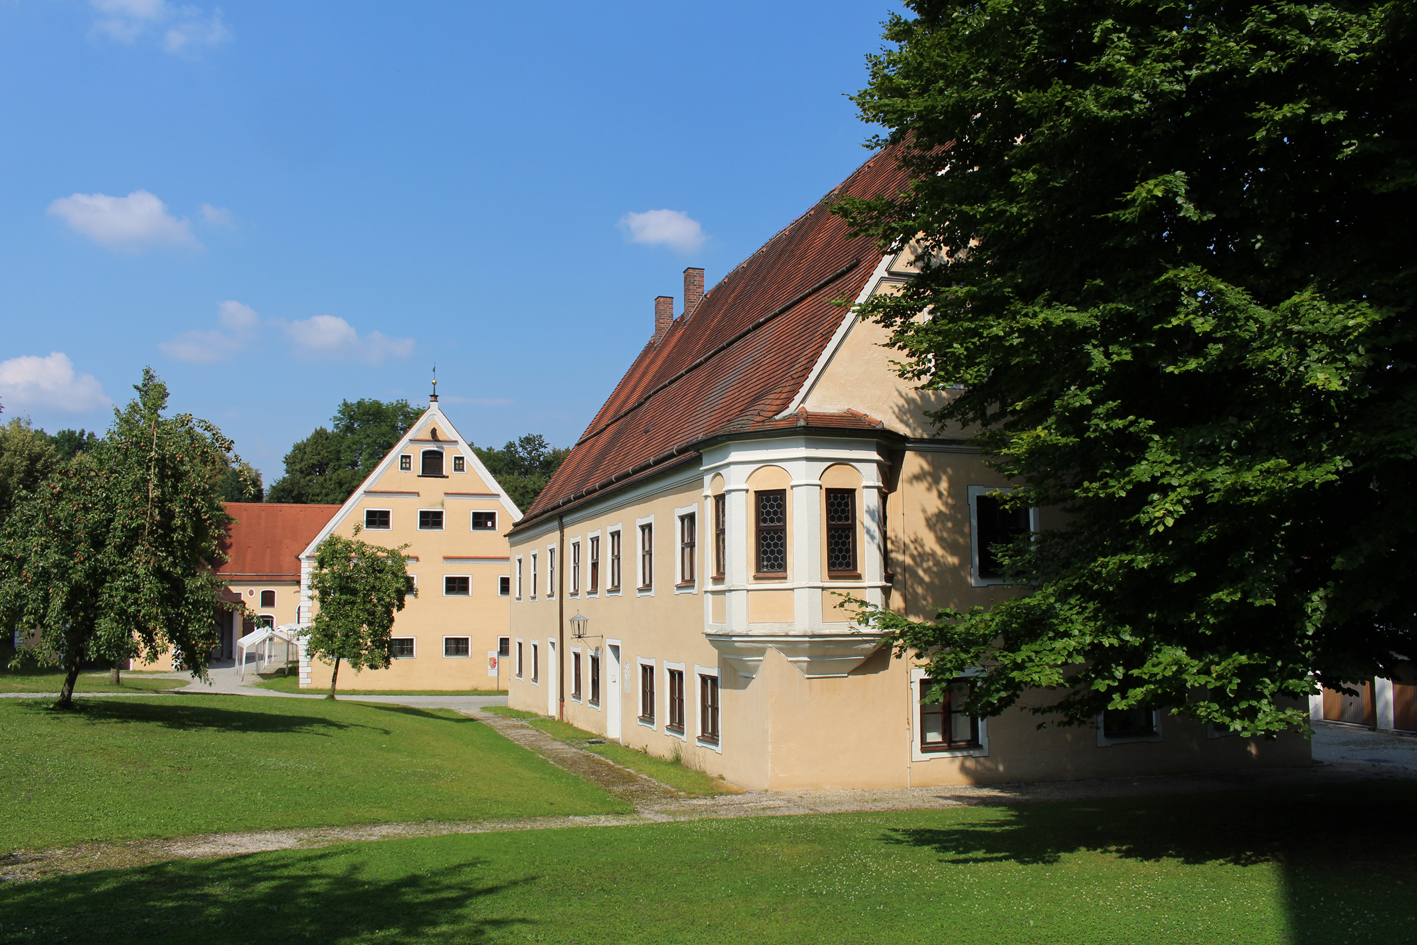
[
  {"xmin": 700, "ymin": 674, "xmax": 720, "ymax": 743},
  {"xmin": 639, "ymin": 523, "xmax": 653, "ymax": 589},
  {"xmin": 639, "ymin": 663, "xmax": 656, "ymax": 722},
  {"xmin": 399, "ymin": 455, "xmax": 412, "ymax": 471},
  {"xmin": 679, "ymin": 514, "xmax": 696, "ymax": 584},
  {"xmin": 452, "ymin": 455, "xmax": 465, "ymax": 473},
  {"xmin": 260, "ymin": 589, "xmax": 276, "ymax": 608},
  {"xmin": 667, "ymin": 668, "xmax": 685, "ymax": 733},
  {"xmin": 571, "ymin": 541, "xmax": 581, "ymax": 594},
  {"xmin": 390, "ymin": 638, "xmax": 415, "ymax": 658},
  {"xmin": 589, "ymin": 536, "xmax": 600, "ymax": 593},
  {"xmin": 498, "ymin": 636, "xmax": 510, "ymax": 657},
  {"xmin": 531, "ymin": 553, "xmax": 538, "ymax": 597},
  {"xmin": 516, "ymin": 641, "xmax": 523, "ymax": 677},
  {"xmin": 444, "ymin": 637, "xmax": 471, "ymax": 657},
  {"xmin": 365, "ymin": 509, "xmax": 391, "ymax": 530},
  {"xmin": 609, "ymin": 531, "xmax": 621, "ymax": 590},
  {"xmin": 498, "ymin": 575, "xmax": 510, "ymax": 597},
  {"xmin": 472, "ymin": 511, "xmax": 497, "ymax": 531},
  {"xmin": 972, "ymin": 489, "xmax": 1032, "ymax": 582},
  {"xmin": 405, "ymin": 575, "xmax": 416, "ymax": 594},
  {"xmin": 419, "ymin": 509, "xmax": 444, "ymax": 530},
  {"xmin": 756, "ymin": 489, "xmax": 787, "ymax": 574},
  {"xmin": 920, "ymin": 679, "xmax": 981, "ymax": 752},
  {"xmin": 572, "ymin": 651, "xmax": 582, "ymax": 700},
  {"xmin": 444, "ymin": 575, "xmax": 470, "ymax": 596},
  {"xmin": 590, "ymin": 654, "xmax": 601, "ymax": 706},
  {"xmin": 825, "ymin": 489, "xmax": 857, "ymax": 574},
  {"xmin": 1103, "ymin": 706, "xmax": 1157, "ymax": 740},
  {"xmin": 421, "ymin": 450, "xmax": 444, "ymax": 476},
  {"xmin": 547, "ymin": 548, "xmax": 556, "ymax": 598},
  {"xmin": 713, "ymin": 494, "xmax": 726, "ymax": 578},
  {"xmin": 532, "ymin": 643, "xmax": 539, "ymax": 683}
]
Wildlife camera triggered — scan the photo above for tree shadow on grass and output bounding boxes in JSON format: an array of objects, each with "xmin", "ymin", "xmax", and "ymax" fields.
[
  {"xmin": 11, "ymin": 697, "xmax": 391, "ymax": 737},
  {"xmin": 0, "ymin": 848, "xmax": 530, "ymax": 945},
  {"xmin": 345, "ymin": 702, "xmax": 482, "ymax": 725},
  {"xmin": 883, "ymin": 781, "xmax": 1417, "ymax": 944}
]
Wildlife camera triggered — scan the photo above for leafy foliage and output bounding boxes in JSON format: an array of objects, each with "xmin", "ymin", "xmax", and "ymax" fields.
[
  {"xmin": 267, "ymin": 399, "xmax": 423, "ymax": 504},
  {"xmin": 305, "ymin": 528, "xmax": 413, "ymax": 698},
  {"xmin": 834, "ymin": 0, "xmax": 1417, "ymax": 733},
  {"xmin": 0, "ymin": 370, "xmax": 238, "ymax": 707},
  {"xmin": 217, "ymin": 459, "xmax": 264, "ymax": 502},
  {"xmin": 0, "ymin": 418, "xmax": 59, "ymax": 522},
  {"xmin": 472, "ymin": 434, "xmax": 570, "ymax": 511},
  {"xmin": 48, "ymin": 428, "xmax": 102, "ymax": 462}
]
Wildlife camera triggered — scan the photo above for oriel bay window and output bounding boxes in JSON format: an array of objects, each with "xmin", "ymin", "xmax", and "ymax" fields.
[
  {"xmin": 825, "ymin": 488, "xmax": 857, "ymax": 575},
  {"xmin": 919, "ymin": 679, "xmax": 981, "ymax": 752},
  {"xmin": 756, "ymin": 489, "xmax": 787, "ymax": 575},
  {"xmin": 699, "ymin": 673, "xmax": 720, "ymax": 744},
  {"xmin": 713, "ymin": 494, "xmax": 726, "ymax": 578},
  {"xmin": 679, "ymin": 513, "xmax": 696, "ymax": 585},
  {"xmin": 667, "ymin": 668, "xmax": 685, "ymax": 733}
]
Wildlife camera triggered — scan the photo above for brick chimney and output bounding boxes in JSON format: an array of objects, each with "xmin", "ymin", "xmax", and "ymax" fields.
[
  {"xmin": 683, "ymin": 267, "xmax": 705, "ymax": 320},
  {"xmin": 654, "ymin": 295, "xmax": 674, "ymax": 341}
]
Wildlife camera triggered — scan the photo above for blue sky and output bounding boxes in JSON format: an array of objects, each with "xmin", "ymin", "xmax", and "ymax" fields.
[{"xmin": 0, "ymin": 1, "xmax": 896, "ymax": 485}]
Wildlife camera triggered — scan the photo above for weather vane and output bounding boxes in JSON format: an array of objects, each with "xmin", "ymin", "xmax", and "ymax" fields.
[{"xmin": 431, "ymin": 364, "xmax": 438, "ymax": 403}]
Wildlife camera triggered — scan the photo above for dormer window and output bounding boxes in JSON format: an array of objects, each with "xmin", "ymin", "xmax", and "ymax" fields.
[{"xmin": 421, "ymin": 449, "xmax": 444, "ymax": 477}]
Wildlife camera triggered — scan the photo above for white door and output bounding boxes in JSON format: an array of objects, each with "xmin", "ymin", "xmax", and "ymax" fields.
[
  {"xmin": 606, "ymin": 642, "xmax": 622, "ymax": 741},
  {"xmin": 547, "ymin": 639, "xmax": 557, "ymax": 717}
]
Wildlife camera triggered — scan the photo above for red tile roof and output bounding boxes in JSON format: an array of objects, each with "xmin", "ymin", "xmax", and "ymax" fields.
[
  {"xmin": 213, "ymin": 502, "xmax": 342, "ymax": 580},
  {"xmin": 515, "ymin": 149, "xmax": 912, "ymax": 533}
]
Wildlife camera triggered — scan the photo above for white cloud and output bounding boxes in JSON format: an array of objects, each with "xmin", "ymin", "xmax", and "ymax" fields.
[
  {"xmin": 159, "ymin": 300, "xmax": 260, "ymax": 363},
  {"xmin": 199, "ymin": 203, "xmax": 233, "ymax": 227},
  {"xmin": 48, "ymin": 190, "xmax": 199, "ymax": 253},
  {"xmin": 89, "ymin": 0, "xmax": 231, "ymax": 56},
  {"xmin": 284, "ymin": 315, "xmax": 415, "ymax": 364},
  {"xmin": 619, "ymin": 209, "xmax": 707, "ymax": 255},
  {"xmin": 0, "ymin": 352, "xmax": 111, "ymax": 413}
]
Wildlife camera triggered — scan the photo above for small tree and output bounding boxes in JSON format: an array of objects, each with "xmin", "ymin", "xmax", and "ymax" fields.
[
  {"xmin": 0, "ymin": 369, "xmax": 238, "ymax": 707},
  {"xmin": 306, "ymin": 528, "xmax": 413, "ymax": 698}
]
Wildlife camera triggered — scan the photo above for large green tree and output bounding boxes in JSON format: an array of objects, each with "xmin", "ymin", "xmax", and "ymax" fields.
[
  {"xmin": 0, "ymin": 370, "xmax": 239, "ymax": 707},
  {"xmin": 267, "ymin": 399, "xmax": 423, "ymax": 504},
  {"xmin": 473, "ymin": 434, "xmax": 570, "ymax": 511},
  {"xmin": 0, "ymin": 418, "xmax": 59, "ymax": 523},
  {"xmin": 305, "ymin": 528, "xmax": 413, "ymax": 698},
  {"xmin": 835, "ymin": 0, "xmax": 1416, "ymax": 734}
]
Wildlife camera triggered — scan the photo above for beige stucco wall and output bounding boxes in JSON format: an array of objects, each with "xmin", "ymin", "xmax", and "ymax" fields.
[
  {"xmin": 304, "ymin": 416, "xmax": 514, "ymax": 692},
  {"xmin": 136, "ymin": 577, "xmax": 302, "ymax": 672}
]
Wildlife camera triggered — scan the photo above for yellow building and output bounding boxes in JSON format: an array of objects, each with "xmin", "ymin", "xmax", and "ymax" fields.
[
  {"xmin": 506, "ymin": 151, "xmax": 1311, "ymax": 790},
  {"xmin": 297, "ymin": 394, "xmax": 522, "ymax": 691}
]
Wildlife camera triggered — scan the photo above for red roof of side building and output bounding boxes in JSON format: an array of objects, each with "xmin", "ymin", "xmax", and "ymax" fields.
[
  {"xmin": 213, "ymin": 502, "xmax": 343, "ymax": 580},
  {"xmin": 514, "ymin": 149, "xmax": 912, "ymax": 533}
]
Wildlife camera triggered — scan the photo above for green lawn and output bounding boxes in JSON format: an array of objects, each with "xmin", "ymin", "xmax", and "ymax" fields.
[
  {"xmin": 0, "ymin": 695, "xmax": 625, "ymax": 851},
  {"xmin": 255, "ymin": 674, "xmax": 504, "ymax": 696},
  {"xmin": 485, "ymin": 706, "xmax": 741, "ymax": 796},
  {"xmin": 3, "ymin": 781, "xmax": 1413, "ymax": 944},
  {"xmin": 0, "ymin": 663, "xmax": 186, "ymax": 695}
]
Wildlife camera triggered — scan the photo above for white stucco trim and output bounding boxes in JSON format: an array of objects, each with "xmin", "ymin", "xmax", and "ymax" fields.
[
  {"xmin": 636, "ymin": 656, "xmax": 657, "ymax": 730},
  {"xmin": 694, "ymin": 664, "xmax": 722, "ymax": 753}
]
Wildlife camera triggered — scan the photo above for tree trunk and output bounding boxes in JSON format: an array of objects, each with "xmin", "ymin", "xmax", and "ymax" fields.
[
  {"xmin": 109, "ymin": 662, "xmax": 122, "ymax": 686},
  {"xmin": 55, "ymin": 655, "xmax": 82, "ymax": 710},
  {"xmin": 328, "ymin": 657, "xmax": 340, "ymax": 699}
]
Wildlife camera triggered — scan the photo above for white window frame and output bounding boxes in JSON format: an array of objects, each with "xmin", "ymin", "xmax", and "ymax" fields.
[
  {"xmin": 530, "ymin": 552, "xmax": 538, "ymax": 598},
  {"xmin": 442, "ymin": 574, "xmax": 471, "ymax": 597},
  {"xmin": 570, "ymin": 645, "xmax": 583, "ymax": 702},
  {"xmin": 546, "ymin": 543, "xmax": 556, "ymax": 599},
  {"xmin": 399, "ymin": 454, "xmax": 412, "ymax": 471},
  {"xmin": 363, "ymin": 508, "xmax": 393, "ymax": 530},
  {"xmin": 498, "ymin": 575, "xmax": 511, "ymax": 597},
  {"xmin": 606, "ymin": 525, "xmax": 623, "ymax": 595},
  {"xmin": 586, "ymin": 529, "xmax": 602, "ymax": 597},
  {"xmin": 636, "ymin": 514, "xmax": 655, "ymax": 596},
  {"xmin": 967, "ymin": 485, "xmax": 1040, "ymax": 587},
  {"xmin": 674, "ymin": 504, "xmax": 698, "ymax": 593},
  {"xmin": 259, "ymin": 587, "xmax": 278, "ymax": 609},
  {"xmin": 636, "ymin": 656, "xmax": 657, "ymax": 729},
  {"xmin": 452, "ymin": 454, "xmax": 466, "ymax": 473},
  {"xmin": 442, "ymin": 635, "xmax": 472, "ymax": 658},
  {"xmin": 420, "ymin": 448, "xmax": 445, "ymax": 476},
  {"xmin": 1096, "ymin": 708, "xmax": 1165, "ymax": 747},
  {"xmin": 515, "ymin": 556, "xmax": 523, "ymax": 600},
  {"xmin": 531, "ymin": 642, "xmax": 540, "ymax": 685},
  {"xmin": 471, "ymin": 510, "xmax": 498, "ymax": 532},
  {"xmin": 405, "ymin": 573, "xmax": 418, "ymax": 594},
  {"xmin": 909, "ymin": 665, "xmax": 990, "ymax": 762},
  {"xmin": 663, "ymin": 660, "xmax": 687, "ymax": 740},
  {"xmin": 570, "ymin": 539, "xmax": 581, "ymax": 596},
  {"xmin": 390, "ymin": 637, "xmax": 416, "ymax": 659},
  {"xmin": 694, "ymin": 664, "xmax": 722, "ymax": 752},
  {"xmin": 515, "ymin": 637, "xmax": 524, "ymax": 677},
  {"xmin": 417, "ymin": 508, "xmax": 446, "ymax": 531}
]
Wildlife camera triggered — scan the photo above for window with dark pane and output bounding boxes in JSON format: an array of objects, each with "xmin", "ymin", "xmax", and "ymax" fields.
[
  {"xmin": 713, "ymin": 494, "xmax": 726, "ymax": 577},
  {"xmin": 699, "ymin": 674, "xmax": 720, "ymax": 743},
  {"xmin": 825, "ymin": 488, "xmax": 856, "ymax": 573},
  {"xmin": 472, "ymin": 511, "xmax": 497, "ymax": 530},
  {"xmin": 667, "ymin": 669, "xmax": 685, "ymax": 732},
  {"xmin": 919, "ymin": 679, "xmax": 981, "ymax": 752},
  {"xmin": 498, "ymin": 576, "xmax": 510, "ymax": 596},
  {"xmin": 390, "ymin": 638, "xmax": 415, "ymax": 658},
  {"xmin": 364, "ymin": 509, "xmax": 391, "ymax": 530},
  {"xmin": 640, "ymin": 663, "xmax": 656, "ymax": 722},
  {"xmin": 399, "ymin": 455, "xmax": 412, "ymax": 471},
  {"xmin": 452, "ymin": 455, "xmax": 465, "ymax": 472},
  {"xmin": 639, "ymin": 523, "xmax": 653, "ymax": 588},
  {"xmin": 498, "ymin": 636, "xmax": 510, "ymax": 656},
  {"xmin": 975, "ymin": 494, "xmax": 1030, "ymax": 580},
  {"xmin": 609, "ymin": 531, "xmax": 621, "ymax": 590},
  {"xmin": 572, "ymin": 651, "xmax": 582, "ymax": 699},
  {"xmin": 679, "ymin": 513, "xmax": 696, "ymax": 583},
  {"xmin": 589, "ymin": 536, "xmax": 600, "ymax": 592},
  {"xmin": 421, "ymin": 449, "xmax": 444, "ymax": 476},
  {"xmin": 419, "ymin": 509, "xmax": 444, "ymax": 530},
  {"xmin": 1103, "ymin": 706, "xmax": 1157, "ymax": 739},
  {"xmin": 756, "ymin": 489, "xmax": 787, "ymax": 573},
  {"xmin": 444, "ymin": 637, "xmax": 470, "ymax": 657},
  {"xmin": 589, "ymin": 654, "xmax": 601, "ymax": 706},
  {"xmin": 260, "ymin": 589, "xmax": 276, "ymax": 608},
  {"xmin": 444, "ymin": 575, "xmax": 469, "ymax": 596}
]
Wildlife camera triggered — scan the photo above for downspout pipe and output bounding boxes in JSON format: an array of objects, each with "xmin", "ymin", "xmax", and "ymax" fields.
[{"xmin": 557, "ymin": 513, "xmax": 566, "ymax": 721}]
